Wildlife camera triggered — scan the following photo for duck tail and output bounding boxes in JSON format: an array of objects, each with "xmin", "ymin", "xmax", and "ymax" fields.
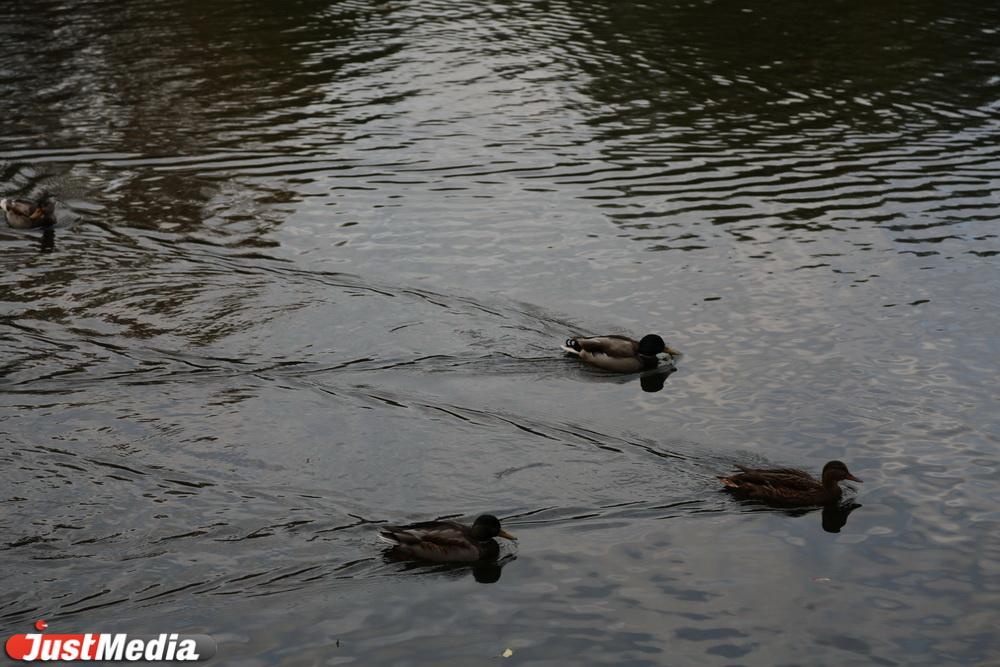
[
  {"xmin": 377, "ymin": 527, "xmax": 402, "ymax": 544},
  {"xmin": 378, "ymin": 525, "xmax": 424, "ymax": 547},
  {"xmin": 562, "ymin": 338, "xmax": 582, "ymax": 355}
]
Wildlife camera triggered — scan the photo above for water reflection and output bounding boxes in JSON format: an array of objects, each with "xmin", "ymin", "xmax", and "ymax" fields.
[
  {"xmin": 565, "ymin": 0, "xmax": 1000, "ymax": 261},
  {"xmin": 0, "ymin": 0, "xmax": 997, "ymax": 664},
  {"xmin": 39, "ymin": 227, "xmax": 54, "ymax": 253},
  {"xmin": 567, "ymin": 361, "xmax": 677, "ymax": 393},
  {"xmin": 770, "ymin": 501, "xmax": 863, "ymax": 534},
  {"xmin": 639, "ymin": 368, "xmax": 674, "ymax": 393},
  {"xmin": 821, "ymin": 502, "xmax": 862, "ymax": 534},
  {"xmin": 383, "ymin": 556, "xmax": 516, "ymax": 585}
]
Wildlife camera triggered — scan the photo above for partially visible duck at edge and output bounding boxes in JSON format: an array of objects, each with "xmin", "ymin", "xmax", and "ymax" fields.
[
  {"xmin": 718, "ymin": 460, "xmax": 863, "ymax": 507},
  {"xmin": 378, "ymin": 514, "xmax": 517, "ymax": 563},
  {"xmin": 562, "ymin": 334, "xmax": 680, "ymax": 373},
  {"xmin": 1, "ymin": 195, "xmax": 56, "ymax": 229}
]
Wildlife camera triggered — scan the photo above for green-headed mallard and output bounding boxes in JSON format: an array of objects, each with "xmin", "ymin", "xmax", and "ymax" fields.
[
  {"xmin": 1, "ymin": 196, "xmax": 56, "ymax": 229},
  {"xmin": 378, "ymin": 514, "xmax": 517, "ymax": 563},
  {"xmin": 562, "ymin": 334, "xmax": 679, "ymax": 373},
  {"xmin": 718, "ymin": 460, "xmax": 862, "ymax": 507}
]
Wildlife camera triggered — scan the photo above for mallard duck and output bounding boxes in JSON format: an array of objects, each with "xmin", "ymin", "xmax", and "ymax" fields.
[
  {"xmin": 1, "ymin": 196, "xmax": 56, "ymax": 229},
  {"xmin": 718, "ymin": 460, "xmax": 862, "ymax": 507},
  {"xmin": 562, "ymin": 334, "xmax": 680, "ymax": 373},
  {"xmin": 378, "ymin": 514, "xmax": 517, "ymax": 563}
]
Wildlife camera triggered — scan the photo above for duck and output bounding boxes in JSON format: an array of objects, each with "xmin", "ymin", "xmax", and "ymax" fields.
[
  {"xmin": 2, "ymin": 196, "xmax": 56, "ymax": 229},
  {"xmin": 718, "ymin": 460, "xmax": 862, "ymax": 507},
  {"xmin": 1, "ymin": 196, "xmax": 56, "ymax": 229},
  {"xmin": 378, "ymin": 514, "xmax": 517, "ymax": 563},
  {"xmin": 562, "ymin": 334, "xmax": 680, "ymax": 373}
]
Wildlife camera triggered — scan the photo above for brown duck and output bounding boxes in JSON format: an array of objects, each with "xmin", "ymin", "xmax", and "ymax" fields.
[
  {"xmin": 1, "ymin": 196, "xmax": 56, "ymax": 229},
  {"xmin": 378, "ymin": 514, "xmax": 517, "ymax": 563},
  {"xmin": 718, "ymin": 460, "xmax": 862, "ymax": 507}
]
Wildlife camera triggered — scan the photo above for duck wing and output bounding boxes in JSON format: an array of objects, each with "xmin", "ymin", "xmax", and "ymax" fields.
[
  {"xmin": 725, "ymin": 466, "xmax": 817, "ymax": 488},
  {"xmin": 719, "ymin": 466, "xmax": 828, "ymax": 505},
  {"xmin": 379, "ymin": 519, "xmax": 470, "ymax": 541},
  {"xmin": 572, "ymin": 335, "xmax": 639, "ymax": 358},
  {"xmin": 378, "ymin": 520, "xmax": 483, "ymax": 562}
]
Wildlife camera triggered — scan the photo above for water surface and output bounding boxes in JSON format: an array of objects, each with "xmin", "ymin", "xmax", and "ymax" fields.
[{"xmin": 2, "ymin": 0, "xmax": 999, "ymax": 665}]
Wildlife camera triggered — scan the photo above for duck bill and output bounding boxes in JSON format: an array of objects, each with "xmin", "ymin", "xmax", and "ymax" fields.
[
  {"xmin": 663, "ymin": 346, "xmax": 681, "ymax": 358},
  {"xmin": 498, "ymin": 529, "xmax": 517, "ymax": 541},
  {"xmin": 846, "ymin": 473, "xmax": 863, "ymax": 483}
]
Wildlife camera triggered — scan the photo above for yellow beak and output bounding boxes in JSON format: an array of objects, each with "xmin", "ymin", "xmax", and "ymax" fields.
[
  {"xmin": 498, "ymin": 529, "xmax": 517, "ymax": 541},
  {"xmin": 664, "ymin": 346, "xmax": 681, "ymax": 358}
]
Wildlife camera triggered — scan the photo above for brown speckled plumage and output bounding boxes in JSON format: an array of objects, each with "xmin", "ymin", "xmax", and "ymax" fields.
[
  {"xmin": 378, "ymin": 515, "xmax": 516, "ymax": 563},
  {"xmin": 718, "ymin": 460, "xmax": 862, "ymax": 507}
]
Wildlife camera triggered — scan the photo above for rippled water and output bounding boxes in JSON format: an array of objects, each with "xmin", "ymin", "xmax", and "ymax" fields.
[{"xmin": 2, "ymin": 0, "xmax": 999, "ymax": 664}]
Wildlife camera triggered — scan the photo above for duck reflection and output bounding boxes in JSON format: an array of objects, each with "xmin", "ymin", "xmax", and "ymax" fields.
[
  {"xmin": 39, "ymin": 227, "xmax": 55, "ymax": 253},
  {"xmin": 572, "ymin": 364, "xmax": 677, "ymax": 393},
  {"xmin": 820, "ymin": 501, "xmax": 862, "ymax": 533},
  {"xmin": 383, "ymin": 555, "xmax": 516, "ymax": 584},
  {"xmin": 639, "ymin": 367, "xmax": 674, "ymax": 393},
  {"xmin": 781, "ymin": 501, "xmax": 862, "ymax": 533}
]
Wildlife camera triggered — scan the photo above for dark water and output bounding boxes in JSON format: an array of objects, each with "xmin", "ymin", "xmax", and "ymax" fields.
[{"xmin": 2, "ymin": 0, "xmax": 999, "ymax": 664}]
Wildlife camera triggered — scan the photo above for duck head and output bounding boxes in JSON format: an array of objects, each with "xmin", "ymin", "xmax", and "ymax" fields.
[
  {"xmin": 637, "ymin": 334, "xmax": 680, "ymax": 358},
  {"xmin": 821, "ymin": 460, "xmax": 862, "ymax": 487},
  {"xmin": 470, "ymin": 514, "xmax": 517, "ymax": 541}
]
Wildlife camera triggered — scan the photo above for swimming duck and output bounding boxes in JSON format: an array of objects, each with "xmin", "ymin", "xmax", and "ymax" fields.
[
  {"xmin": 718, "ymin": 460, "xmax": 862, "ymax": 507},
  {"xmin": 1, "ymin": 196, "xmax": 56, "ymax": 229},
  {"xmin": 378, "ymin": 514, "xmax": 517, "ymax": 563},
  {"xmin": 562, "ymin": 334, "xmax": 679, "ymax": 373}
]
